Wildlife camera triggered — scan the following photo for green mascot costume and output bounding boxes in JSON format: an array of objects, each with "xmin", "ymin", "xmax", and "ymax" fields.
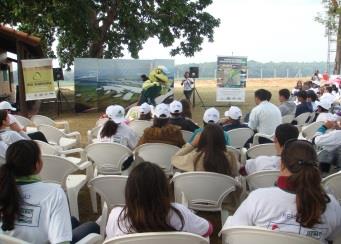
[{"xmin": 138, "ymin": 66, "xmax": 170, "ymax": 106}]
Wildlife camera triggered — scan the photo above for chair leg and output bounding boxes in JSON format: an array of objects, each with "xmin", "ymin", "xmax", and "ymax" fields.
[
  {"xmin": 67, "ymin": 188, "xmax": 80, "ymax": 220},
  {"xmin": 86, "ymin": 166, "xmax": 98, "ymax": 213}
]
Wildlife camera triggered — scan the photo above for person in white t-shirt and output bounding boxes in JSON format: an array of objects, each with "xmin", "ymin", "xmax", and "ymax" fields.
[
  {"xmin": 315, "ymin": 99, "xmax": 334, "ymax": 123},
  {"xmin": 0, "ymin": 110, "xmax": 28, "ymax": 145},
  {"xmin": 97, "ymin": 105, "xmax": 138, "ymax": 150},
  {"xmin": 106, "ymin": 162, "xmax": 212, "ymax": 239},
  {"xmin": 223, "ymin": 140, "xmax": 341, "ymax": 243},
  {"xmin": 243, "ymin": 123, "xmax": 299, "ymax": 175},
  {"xmin": 181, "ymin": 71, "xmax": 194, "ymax": 100}
]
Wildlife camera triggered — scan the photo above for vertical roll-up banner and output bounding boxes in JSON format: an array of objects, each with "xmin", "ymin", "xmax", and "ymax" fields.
[
  {"xmin": 216, "ymin": 56, "xmax": 247, "ymax": 102},
  {"xmin": 22, "ymin": 58, "xmax": 56, "ymax": 101}
]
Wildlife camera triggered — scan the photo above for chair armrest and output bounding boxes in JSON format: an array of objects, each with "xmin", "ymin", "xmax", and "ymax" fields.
[
  {"xmin": 59, "ymin": 147, "xmax": 84, "ymax": 155},
  {"xmin": 240, "ymin": 147, "xmax": 247, "ymax": 165},
  {"xmin": 77, "ymin": 160, "xmax": 92, "ymax": 170},
  {"xmin": 75, "ymin": 233, "xmax": 103, "ymax": 244},
  {"xmin": 55, "ymin": 121, "xmax": 70, "ymax": 132}
]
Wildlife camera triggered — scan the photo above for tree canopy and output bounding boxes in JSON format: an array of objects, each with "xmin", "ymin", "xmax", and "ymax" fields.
[{"xmin": 1, "ymin": 0, "xmax": 220, "ymax": 69}]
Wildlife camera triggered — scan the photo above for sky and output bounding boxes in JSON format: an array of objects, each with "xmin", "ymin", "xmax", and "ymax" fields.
[{"xmin": 122, "ymin": 0, "xmax": 328, "ymax": 64}]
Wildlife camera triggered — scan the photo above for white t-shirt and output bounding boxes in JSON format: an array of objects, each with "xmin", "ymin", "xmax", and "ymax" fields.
[
  {"xmin": 0, "ymin": 141, "xmax": 8, "ymax": 158},
  {"xmin": 314, "ymin": 129, "xmax": 341, "ymax": 152},
  {"xmin": 106, "ymin": 203, "xmax": 209, "ymax": 238},
  {"xmin": 1, "ymin": 182, "xmax": 72, "ymax": 244},
  {"xmin": 248, "ymin": 101, "xmax": 282, "ymax": 135},
  {"xmin": 0, "ymin": 130, "xmax": 27, "ymax": 145},
  {"xmin": 223, "ymin": 187, "xmax": 341, "ymax": 243},
  {"xmin": 183, "ymin": 78, "xmax": 194, "ymax": 91},
  {"xmin": 316, "ymin": 113, "xmax": 335, "ymax": 123},
  {"xmin": 320, "ymin": 93, "xmax": 336, "ymax": 105},
  {"xmin": 245, "ymin": 156, "xmax": 281, "ymax": 175},
  {"xmin": 97, "ymin": 123, "xmax": 138, "ymax": 150}
]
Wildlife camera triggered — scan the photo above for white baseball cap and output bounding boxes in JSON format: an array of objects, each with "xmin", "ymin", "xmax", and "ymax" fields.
[
  {"xmin": 106, "ymin": 105, "xmax": 125, "ymax": 124},
  {"xmin": 169, "ymin": 100, "xmax": 183, "ymax": 113},
  {"xmin": 154, "ymin": 103, "xmax": 170, "ymax": 118},
  {"xmin": 316, "ymin": 99, "xmax": 332, "ymax": 110},
  {"xmin": 0, "ymin": 101, "xmax": 16, "ymax": 111},
  {"xmin": 139, "ymin": 103, "xmax": 152, "ymax": 114},
  {"xmin": 224, "ymin": 106, "xmax": 242, "ymax": 120},
  {"xmin": 203, "ymin": 107, "xmax": 220, "ymax": 123}
]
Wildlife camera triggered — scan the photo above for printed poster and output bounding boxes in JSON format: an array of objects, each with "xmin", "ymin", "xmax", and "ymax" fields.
[
  {"xmin": 22, "ymin": 59, "xmax": 56, "ymax": 101},
  {"xmin": 216, "ymin": 56, "xmax": 247, "ymax": 102}
]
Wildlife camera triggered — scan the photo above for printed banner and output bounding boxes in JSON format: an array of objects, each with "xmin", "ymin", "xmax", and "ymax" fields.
[
  {"xmin": 216, "ymin": 56, "xmax": 247, "ymax": 102},
  {"xmin": 74, "ymin": 58, "xmax": 174, "ymax": 113},
  {"xmin": 22, "ymin": 59, "xmax": 56, "ymax": 101}
]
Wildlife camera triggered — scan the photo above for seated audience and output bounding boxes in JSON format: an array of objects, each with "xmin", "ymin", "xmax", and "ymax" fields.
[
  {"xmin": 313, "ymin": 118, "xmax": 341, "ymax": 174},
  {"xmin": 307, "ymin": 90, "xmax": 319, "ymax": 111},
  {"xmin": 294, "ymin": 90, "xmax": 313, "ymax": 117},
  {"xmin": 0, "ymin": 140, "xmax": 99, "ymax": 243},
  {"xmin": 106, "ymin": 162, "xmax": 212, "ymax": 238},
  {"xmin": 248, "ymin": 89, "xmax": 282, "ymax": 135},
  {"xmin": 278, "ymin": 89, "xmax": 296, "ymax": 116},
  {"xmin": 97, "ymin": 105, "xmax": 138, "ymax": 150},
  {"xmin": 242, "ymin": 123, "xmax": 299, "ymax": 175},
  {"xmin": 138, "ymin": 103, "xmax": 153, "ymax": 121},
  {"xmin": 189, "ymin": 107, "xmax": 230, "ymax": 145},
  {"xmin": 222, "ymin": 106, "xmax": 248, "ymax": 132},
  {"xmin": 138, "ymin": 103, "xmax": 185, "ymax": 147},
  {"xmin": 320, "ymin": 86, "xmax": 337, "ymax": 105},
  {"xmin": 291, "ymin": 80, "xmax": 303, "ymax": 96},
  {"xmin": 169, "ymin": 100, "xmax": 199, "ymax": 132},
  {"xmin": 223, "ymin": 140, "xmax": 341, "ymax": 243},
  {"xmin": 0, "ymin": 110, "xmax": 28, "ymax": 145},
  {"xmin": 315, "ymin": 99, "xmax": 334, "ymax": 123},
  {"xmin": 180, "ymin": 99, "xmax": 193, "ymax": 119}
]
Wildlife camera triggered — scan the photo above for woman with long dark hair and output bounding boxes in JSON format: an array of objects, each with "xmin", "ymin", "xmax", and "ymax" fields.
[
  {"xmin": 97, "ymin": 105, "xmax": 138, "ymax": 150},
  {"xmin": 105, "ymin": 162, "xmax": 212, "ymax": 237},
  {"xmin": 171, "ymin": 123, "xmax": 239, "ymax": 176},
  {"xmin": 223, "ymin": 140, "xmax": 341, "ymax": 243}
]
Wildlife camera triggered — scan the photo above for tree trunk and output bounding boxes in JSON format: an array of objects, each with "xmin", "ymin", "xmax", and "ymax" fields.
[{"xmin": 334, "ymin": 13, "xmax": 341, "ymax": 74}]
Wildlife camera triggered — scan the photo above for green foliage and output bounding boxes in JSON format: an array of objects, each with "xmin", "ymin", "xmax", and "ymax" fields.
[{"xmin": 0, "ymin": 0, "xmax": 220, "ymax": 69}]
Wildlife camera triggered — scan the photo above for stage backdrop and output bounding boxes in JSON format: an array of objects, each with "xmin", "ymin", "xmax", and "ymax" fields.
[
  {"xmin": 74, "ymin": 58, "xmax": 174, "ymax": 112},
  {"xmin": 216, "ymin": 56, "xmax": 247, "ymax": 102},
  {"xmin": 22, "ymin": 59, "xmax": 56, "ymax": 101}
]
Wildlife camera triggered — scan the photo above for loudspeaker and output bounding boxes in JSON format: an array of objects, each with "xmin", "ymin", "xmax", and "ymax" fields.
[
  {"xmin": 189, "ymin": 67, "xmax": 199, "ymax": 78},
  {"xmin": 53, "ymin": 68, "xmax": 64, "ymax": 81}
]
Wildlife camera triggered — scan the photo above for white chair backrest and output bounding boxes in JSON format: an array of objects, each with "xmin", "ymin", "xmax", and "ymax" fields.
[
  {"xmin": 308, "ymin": 111, "xmax": 316, "ymax": 123},
  {"xmin": 104, "ymin": 232, "xmax": 208, "ymax": 244},
  {"xmin": 221, "ymin": 226, "xmax": 320, "ymax": 244},
  {"xmin": 322, "ymin": 170, "xmax": 341, "ymax": 203},
  {"xmin": 295, "ymin": 112, "xmax": 311, "ymax": 126},
  {"xmin": 282, "ymin": 114, "xmax": 294, "ymax": 124},
  {"xmin": 31, "ymin": 114, "xmax": 55, "ymax": 127},
  {"xmin": 40, "ymin": 155, "xmax": 78, "ymax": 189},
  {"xmin": 252, "ymin": 133, "xmax": 274, "ymax": 146},
  {"xmin": 128, "ymin": 120, "xmax": 152, "ymax": 137},
  {"xmin": 88, "ymin": 175, "xmax": 127, "ymax": 210},
  {"xmin": 172, "ymin": 172, "xmax": 239, "ymax": 211},
  {"xmin": 301, "ymin": 121, "xmax": 324, "ymax": 141},
  {"xmin": 34, "ymin": 140, "xmax": 59, "ymax": 155},
  {"xmin": 181, "ymin": 130, "xmax": 193, "ymax": 142},
  {"xmin": 85, "ymin": 143, "xmax": 133, "ymax": 175},
  {"xmin": 226, "ymin": 128, "xmax": 254, "ymax": 148},
  {"xmin": 88, "ymin": 125, "xmax": 102, "ymax": 144},
  {"xmin": 125, "ymin": 106, "xmax": 140, "ymax": 120},
  {"xmin": 0, "ymin": 234, "xmax": 30, "ymax": 244},
  {"xmin": 134, "ymin": 143, "xmax": 179, "ymax": 175},
  {"xmin": 13, "ymin": 115, "xmax": 34, "ymax": 128},
  {"xmin": 246, "ymin": 170, "xmax": 280, "ymax": 191},
  {"xmin": 247, "ymin": 143, "xmax": 277, "ymax": 159},
  {"xmin": 226, "ymin": 146, "xmax": 240, "ymax": 160},
  {"xmin": 38, "ymin": 124, "xmax": 65, "ymax": 144}
]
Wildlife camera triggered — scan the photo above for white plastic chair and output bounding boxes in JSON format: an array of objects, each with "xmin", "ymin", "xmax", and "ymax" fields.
[
  {"xmin": 322, "ymin": 170, "xmax": 341, "ymax": 203},
  {"xmin": 13, "ymin": 114, "xmax": 37, "ymax": 133},
  {"xmin": 301, "ymin": 121, "xmax": 324, "ymax": 141},
  {"xmin": 104, "ymin": 232, "xmax": 208, "ymax": 244},
  {"xmin": 88, "ymin": 175, "xmax": 127, "ymax": 236},
  {"xmin": 241, "ymin": 143, "xmax": 277, "ymax": 165},
  {"xmin": 172, "ymin": 171, "xmax": 240, "ymax": 225},
  {"xmin": 226, "ymin": 128, "xmax": 254, "ymax": 148},
  {"xmin": 181, "ymin": 130, "xmax": 193, "ymax": 142},
  {"xmin": 221, "ymin": 226, "xmax": 320, "ymax": 244},
  {"xmin": 128, "ymin": 120, "xmax": 152, "ymax": 137},
  {"xmin": 38, "ymin": 124, "xmax": 81, "ymax": 150},
  {"xmin": 252, "ymin": 133, "xmax": 274, "ymax": 146},
  {"xmin": 0, "ymin": 233, "xmax": 29, "ymax": 244},
  {"xmin": 40, "ymin": 155, "xmax": 91, "ymax": 220},
  {"xmin": 226, "ymin": 145, "xmax": 241, "ymax": 161},
  {"xmin": 134, "ymin": 143, "xmax": 180, "ymax": 175},
  {"xmin": 281, "ymin": 114, "xmax": 294, "ymax": 124},
  {"xmin": 246, "ymin": 170, "xmax": 280, "ymax": 191},
  {"xmin": 294, "ymin": 112, "xmax": 312, "ymax": 127},
  {"xmin": 87, "ymin": 125, "xmax": 102, "ymax": 144},
  {"xmin": 31, "ymin": 114, "xmax": 70, "ymax": 132},
  {"xmin": 125, "ymin": 106, "xmax": 140, "ymax": 120}
]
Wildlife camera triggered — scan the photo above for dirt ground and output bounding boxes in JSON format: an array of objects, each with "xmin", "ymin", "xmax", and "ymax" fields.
[{"xmin": 48, "ymin": 78, "xmax": 303, "ymax": 243}]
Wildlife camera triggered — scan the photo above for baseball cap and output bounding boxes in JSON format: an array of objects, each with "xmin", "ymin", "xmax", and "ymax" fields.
[
  {"xmin": 0, "ymin": 101, "xmax": 16, "ymax": 111},
  {"xmin": 224, "ymin": 106, "xmax": 242, "ymax": 120},
  {"xmin": 203, "ymin": 107, "xmax": 220, "ymax": 123},
  {"xmin": 169, "ymin": 100, "xmax": 183, "ymax": 113},
  {"xmin": 316, "ymin": 99, "xmax": 332, "ymax": 110},
  {"xmin": 139, "ymin": 103, "xmax": 152, "ymax": 114},
  {"xmin": 106, "ymin": 105, "xmax": 125, "ymax": 124},
  {"xmin": 154, "ymin": 103, "xmax": 170, "ymax": 118}
]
